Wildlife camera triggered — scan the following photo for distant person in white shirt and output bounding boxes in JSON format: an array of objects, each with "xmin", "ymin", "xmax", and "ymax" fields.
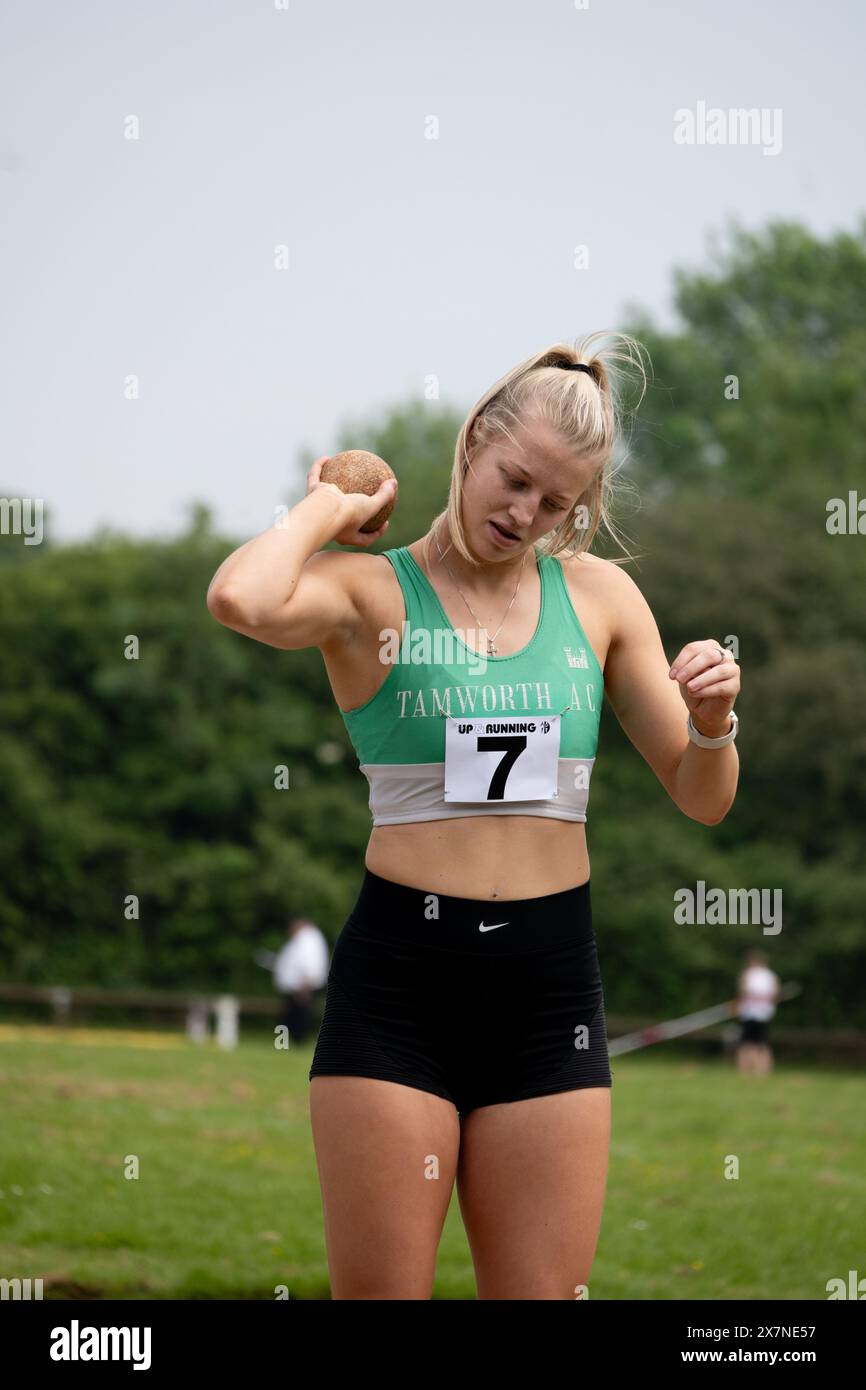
[
  {"xmin": 736, "ymin": 950, "xmax": 780, "ymax": 1075},
  {"xmin": 273, "ymin": 916, "xmax": 329, "ymax": 1045}
]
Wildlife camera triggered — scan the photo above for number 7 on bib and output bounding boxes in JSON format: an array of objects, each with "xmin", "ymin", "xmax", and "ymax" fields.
[{"xmin": 443, "ymin": 714, "xmax": 561, "ymax": 802}]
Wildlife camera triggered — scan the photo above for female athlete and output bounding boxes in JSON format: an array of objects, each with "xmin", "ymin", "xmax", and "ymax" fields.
[{"xmin": 206, "ymin": 331, "xmax": 741, "ymax": 1299}]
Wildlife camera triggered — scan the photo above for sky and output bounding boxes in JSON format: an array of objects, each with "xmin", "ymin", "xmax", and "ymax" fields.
[{"xmin": 1, "ymin": 0, "xmax": 863, "ymax": 542}]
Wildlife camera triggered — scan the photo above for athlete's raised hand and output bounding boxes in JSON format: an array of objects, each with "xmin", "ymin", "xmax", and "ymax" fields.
[
  {"xmin": 306, "ymin": 455, "xmax": 396, "ymax": 548},
  {"xmin": 669, "ymin": 639, "xmax": 740, "ymax": 735}
]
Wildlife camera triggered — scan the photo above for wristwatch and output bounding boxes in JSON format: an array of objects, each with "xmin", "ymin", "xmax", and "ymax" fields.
[{"xmin": 687, "ymin": 710, "xmax": 738, "ymax": 748}]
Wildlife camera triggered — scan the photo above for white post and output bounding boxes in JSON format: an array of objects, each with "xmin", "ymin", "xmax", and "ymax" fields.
[
  {"xmin": 50, "ymin": 986, "xmax": 72, "ymax": 1024},
  {"xmin": 186, "ymin": 998, "xmax": 210, "ymax": 1043},
  {"xmin": 214, "ymin": 995, "xmax": 239, "ymax": 1050}
]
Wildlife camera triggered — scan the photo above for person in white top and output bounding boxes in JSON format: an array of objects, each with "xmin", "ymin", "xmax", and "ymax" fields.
[
  {"xmin": 735, "ymin": 950, "xmax": 780, "ymax": 1074},
  {"xmin": 272, "ymin": 916, "xmax": 330, "ymax": 1045}
]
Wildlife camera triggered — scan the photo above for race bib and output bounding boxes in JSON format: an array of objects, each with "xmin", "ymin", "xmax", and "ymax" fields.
[{"xmin": 443, "ymin": 714, "xmax": 561, "ymax": 803}]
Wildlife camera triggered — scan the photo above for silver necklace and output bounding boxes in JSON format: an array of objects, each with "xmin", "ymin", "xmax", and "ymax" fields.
[{"xmin": 433, "ymin": 528, "xmax": 528, "ymax": 656}]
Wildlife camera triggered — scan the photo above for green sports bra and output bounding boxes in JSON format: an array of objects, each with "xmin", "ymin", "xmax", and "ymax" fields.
[{"xmin": 338, "ymin": 544, "xmax": 604, "ymax": 826}]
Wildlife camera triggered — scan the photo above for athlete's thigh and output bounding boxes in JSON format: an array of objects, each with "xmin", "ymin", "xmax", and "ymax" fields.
[
  {"xmin": 309, "ymin": 1075, "xmax": 461, "ymax": 1299},
  {"xmin": 456, "ymin": 1087, "xmax": 611, "ymax": 1300}
]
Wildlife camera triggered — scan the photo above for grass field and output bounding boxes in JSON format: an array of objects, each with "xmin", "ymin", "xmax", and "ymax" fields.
[{"xmin": 1, "ymin": 1024, "xmax": 863, "ymax": 1300}]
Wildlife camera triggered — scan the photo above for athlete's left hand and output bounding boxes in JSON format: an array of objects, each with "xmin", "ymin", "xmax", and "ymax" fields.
[{"xmin": 669, "ymin": 639, "xmax": 740, "ymax": 736}]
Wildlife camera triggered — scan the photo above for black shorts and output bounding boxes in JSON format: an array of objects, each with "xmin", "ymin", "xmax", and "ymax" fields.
[
  {"xmin": 739, "ymin": 1018, "xmax": 769, "ymax": 1044},
  {"xmin": 308, "ymin": 868, "xmax": 612, "ymax": 1116}
]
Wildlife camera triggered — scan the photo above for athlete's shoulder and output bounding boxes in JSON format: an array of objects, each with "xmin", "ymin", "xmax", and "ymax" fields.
[
  {"xmin": 301, "ymin": 545, "xmax": 399, "ymax": 618},
  {"xmin": 556, "ymin": 550, "xmax": 653, "ymax": 636},
  {"xmin": 335, "ymin": 545, "xmax": 404, "ymax": 628},
  {"xmin": 556, "ymin": 549, "xmax": 644, "ymax": 597},
  {"xmin": 306, "ymin": 545, "xmax": 397, "ymax": 584}
]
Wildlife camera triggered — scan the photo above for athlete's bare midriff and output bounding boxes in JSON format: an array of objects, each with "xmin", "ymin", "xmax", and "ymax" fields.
[{"xmin": 319, "ymin": 539, "xmax": 614, "ymax": 901}]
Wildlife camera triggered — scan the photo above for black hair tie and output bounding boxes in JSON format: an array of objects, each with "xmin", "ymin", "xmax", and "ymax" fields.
[{"xmin": 562, "ymin": 362, "xmax": 594, "ymax": 376}]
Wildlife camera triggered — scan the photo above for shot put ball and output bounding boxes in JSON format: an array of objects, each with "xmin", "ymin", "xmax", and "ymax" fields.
[{"xmin": 320, "ymin": 450, "xmax": 398, "ymax": 532}]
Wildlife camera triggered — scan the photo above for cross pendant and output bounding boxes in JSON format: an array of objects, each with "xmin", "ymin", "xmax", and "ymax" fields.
[{"xmin": 487, "ymin": 640, "xmax": 497, "ymax": 656}]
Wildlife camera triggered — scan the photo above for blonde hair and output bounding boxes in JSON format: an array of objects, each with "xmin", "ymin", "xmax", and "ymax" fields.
[{"xmin": 423, "ymin": 329, "xmax": 651, "ymax": 573}]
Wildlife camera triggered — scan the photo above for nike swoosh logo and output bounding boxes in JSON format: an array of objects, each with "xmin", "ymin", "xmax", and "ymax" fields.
[{"xmin": 478, "ymin": 921, "xmax": 509, "ymax": 932}]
